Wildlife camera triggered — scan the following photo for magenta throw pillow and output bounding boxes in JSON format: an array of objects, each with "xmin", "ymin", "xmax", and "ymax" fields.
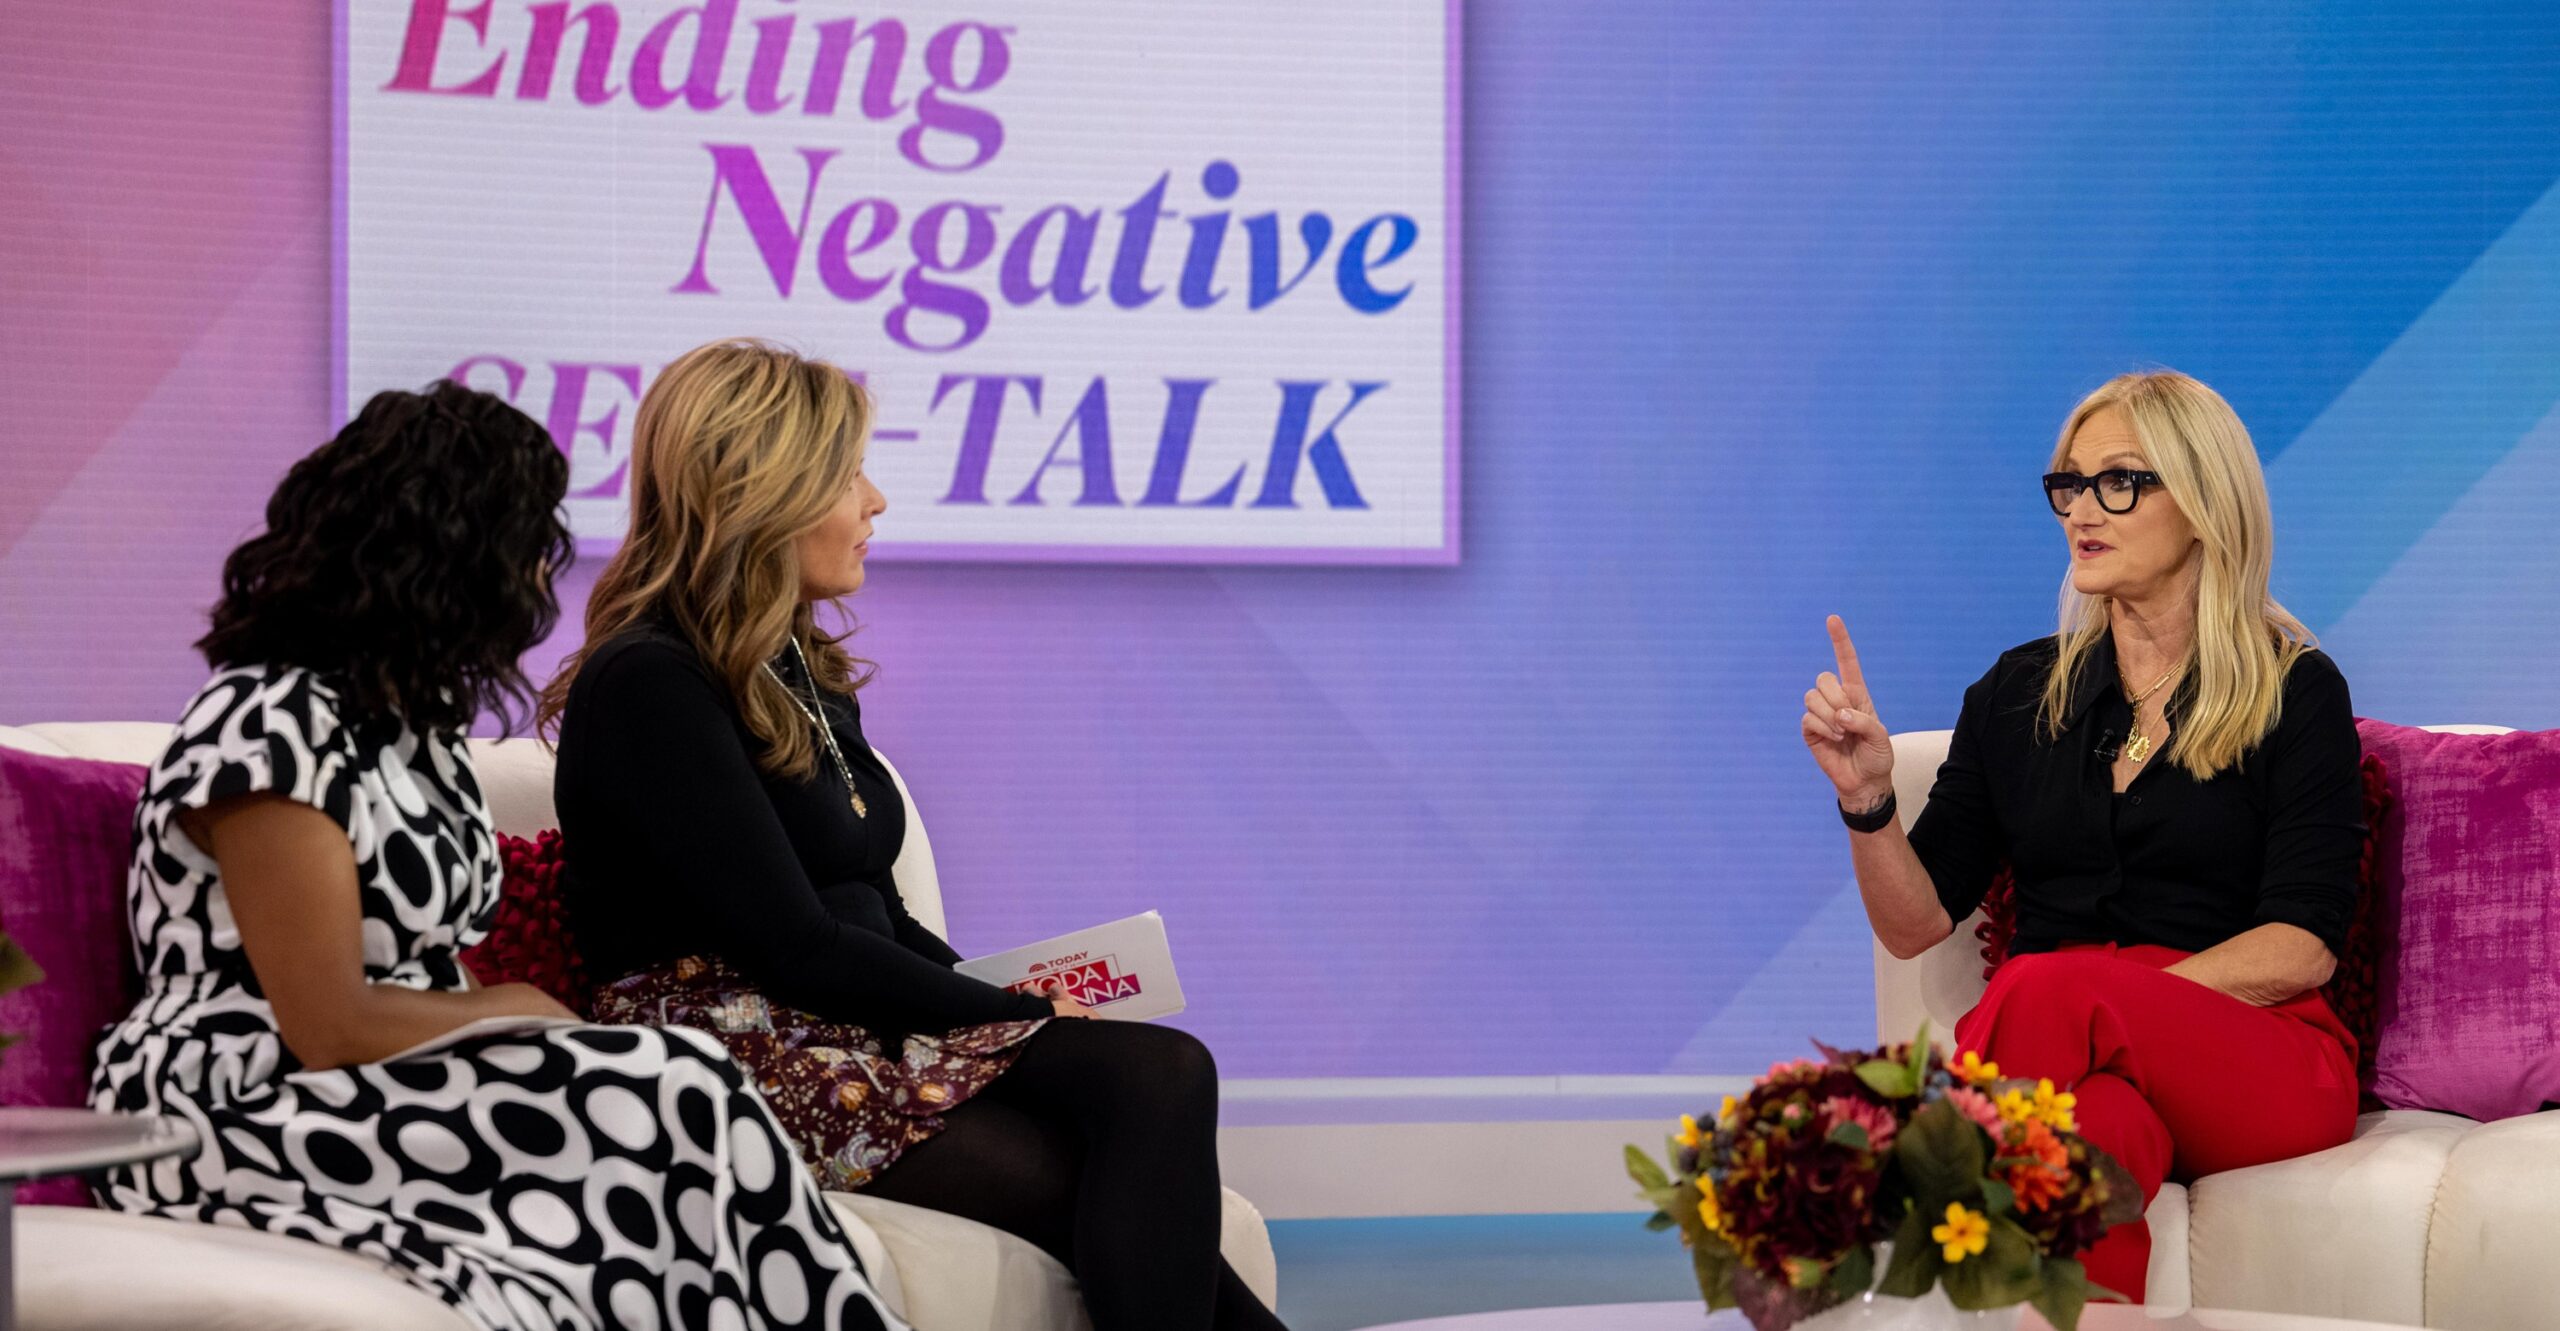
[
  {"xmin": 0, "ymin": 746, "xmax": 146, "ymax": 1204},
  {"xmin": 2356, "ymin": 719, "xmax": 2560, "ymax": 1121}
]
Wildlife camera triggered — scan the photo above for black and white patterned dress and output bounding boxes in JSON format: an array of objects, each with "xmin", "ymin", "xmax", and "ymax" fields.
[{"xmin": 89, "ymin": 664, "xmax": 904, "ymax": 1331}]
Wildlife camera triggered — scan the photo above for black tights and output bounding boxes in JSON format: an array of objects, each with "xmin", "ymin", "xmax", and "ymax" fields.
[{"xmin": 860, "ymin": 1019, "xmax": 1287, "ymax": 1330}]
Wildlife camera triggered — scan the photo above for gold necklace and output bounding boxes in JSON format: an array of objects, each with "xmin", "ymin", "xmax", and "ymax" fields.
[
  {"xmin": 762, "ymin": 639, "xmax": 868, "ymax": 818},
  {"xmin": 2118, "ymin": 663, "xmax": 2179, "ymax": 765}
]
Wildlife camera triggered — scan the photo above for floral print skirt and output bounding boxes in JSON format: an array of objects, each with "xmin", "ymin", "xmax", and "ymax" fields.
[{"xmin": 593, "ymin": 954, "xmax": 1048, "ymax": 1189}]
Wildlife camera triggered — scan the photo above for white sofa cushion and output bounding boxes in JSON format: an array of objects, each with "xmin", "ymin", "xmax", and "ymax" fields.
[
  {"xmin": 0, "ymin": 724, "xmax": 73, "ymax": 757},
  {"xmin": 19, "ymin": 1206, "xmax": 476, "ymax": 1331},
  {"xmin": 829, "ymin": 1186, "xmax": 1275, "ymax": 1331},
  {"xmin": 2143, "ymin": 1183, "xmax": 2190, "ymax": 1313},
  {"xmin": 20, "ymin": 1188, "xmax": 1277, "ymax": 1331},
  {"xmin": 2187, "ymin": 1109, "xmax": 2474, "ymax": 1325},
  {"xmin": 2424, "ymin": 1109, "xmax": 2560, "ymax": 1331},
  {"xmin": 14, "ymin": 722, "xmax": 169, "ymax": 766},
  {"xmin": 837, "ymin": 1193, "xmax": 1084, "ymax": 1330}
]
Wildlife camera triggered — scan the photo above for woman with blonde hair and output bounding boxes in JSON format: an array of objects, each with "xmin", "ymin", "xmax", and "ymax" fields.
[
  {"xmin": 545, "ymin": 340, "xmax": 1283, "ymax": 1330},
  {"xmin": 1798, "ymin": 371, "xmax": 2363, "ymax": 1301}
]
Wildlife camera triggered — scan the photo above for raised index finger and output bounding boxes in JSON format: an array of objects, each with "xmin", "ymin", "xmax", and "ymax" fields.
[{"xmin": 1826, "ymin": 615, "xmax": 1870, "ymax": 698}]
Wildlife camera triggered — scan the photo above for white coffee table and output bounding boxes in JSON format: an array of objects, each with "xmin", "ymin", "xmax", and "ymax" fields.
[
  {"xmin": 0, "ymin": 1107, "xmax": 200, "ymax": 1331},
  {"xmin": 1356, "ymin": 1303, "xmax": 2422, "ymax": 1330}
]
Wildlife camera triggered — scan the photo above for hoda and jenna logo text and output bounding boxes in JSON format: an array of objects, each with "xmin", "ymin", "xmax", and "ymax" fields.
[
  {"xmin": 1006, "ymin": 950, "xmax": 1145, "ymax": 1009},
  {"xmin": 344, "ymin": 0, "xmax": 1455, "ymax": 560}
]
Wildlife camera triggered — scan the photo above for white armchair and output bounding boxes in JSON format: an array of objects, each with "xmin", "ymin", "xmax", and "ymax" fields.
[{"xmin": 1871, "ymin": 727, "xmax": 2554, "ymax": 1331}]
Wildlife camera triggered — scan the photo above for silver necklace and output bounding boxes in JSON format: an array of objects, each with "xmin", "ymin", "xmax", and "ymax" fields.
[{"xmin": 762, "ymin": 638, "xmax": 867, "ymax": 819}]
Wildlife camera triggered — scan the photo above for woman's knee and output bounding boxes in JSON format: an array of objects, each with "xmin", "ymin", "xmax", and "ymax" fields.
[
  {"xmin": 1120, "ymin": 1023, "xmax": 1217, "ymax": 1105},
  {"xmin": 1047, "ymin": 1020, "xmax": 1218, "ymax": 1117}
]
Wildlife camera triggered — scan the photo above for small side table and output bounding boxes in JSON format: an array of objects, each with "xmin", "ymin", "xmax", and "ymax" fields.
[{"xmin": 0, "ymin": 1107, "xmax": 199, "ymax": 1331}]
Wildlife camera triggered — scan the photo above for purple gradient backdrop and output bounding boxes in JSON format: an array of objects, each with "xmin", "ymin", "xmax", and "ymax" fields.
[{"xmin": 15, "ymin": 2, "xmax": 2560, "ymax": 1079}]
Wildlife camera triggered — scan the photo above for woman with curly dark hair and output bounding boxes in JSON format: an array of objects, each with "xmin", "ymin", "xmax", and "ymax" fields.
[{"xmin": 89, "ymin": 383, "xmax": 904, "ymax": 1331}]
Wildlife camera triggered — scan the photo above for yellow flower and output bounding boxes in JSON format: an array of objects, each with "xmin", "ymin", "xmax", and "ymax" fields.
[
  {"xmin": 1932, "ymin": 1202, "xmax": 1991, "ymax": 1264},
  {"xmin": 1995, "ymin": 1078, "xmax": 2078, "ymax": 1133},
  {"xmin": 1675, "ymin": 1114, "xmax": 1704, "ymax": 1149},
  {"xmin": 2027, "ymin": 1078, "xmax": 2077, "ymax": 1132},
  {"xmin": 1695, "ymin": 1176, "xmax": 1727, "ymax": 1236},
  {"xmin": 1952, "ymin": 1050, "xmax": 2000, "ymax": 1086},
  {"xmin": 1719, "ymin": 1094, "xmax": 1740, "ymax": 1125}
]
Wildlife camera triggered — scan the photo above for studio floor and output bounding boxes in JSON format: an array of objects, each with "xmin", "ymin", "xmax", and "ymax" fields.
[{"xmin": 1266, "ymin": 1213, "xmax": 1698, "ymax": 1330}]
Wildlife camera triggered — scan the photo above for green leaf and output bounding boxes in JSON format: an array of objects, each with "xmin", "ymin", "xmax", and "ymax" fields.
[
  {"xmin": 1876, "ymin": 1204, "xmax": 1941, "ymax": 1298},
  {"xmin": 1981, "ymin": 1177, "xmax": 2016, "ymax": 1218},
  {"xmin": 1625, "ymin": 1144, "xmax": 1672, "ymax": 1192},
  {"xmin": 1689, "ymin": 1232, "xmax": 1741, "ymax": 1311},
  {"xmin": 0, "ymin": 937, "xmax": 44, "ymax": 994},
  {"xmin": 2092, "ymin": 1150, "xmax": 2147, "ymax": 1228},
  {"xmin": 2030, "ymin": 1256, "xmax": 2092, "ymax": 1331},
  {"xmin": 1855, "ymin": 1059, "xmax": 1919, "ymax": 1099},
  {"xmin": 1643, "ymin": 1212, "xmax": 1676, "ymax": 1232},
  {"xmin": 1826, "ymin": 1243, "xmax": 1875, "ymax": 1298},
  {"xmin": 1826, "ymin": 1121, "xmax": 1872, "ymax": 1152},
  {"xmin": 1895, "ymin": 1099, "xmax": 1988, "ymax": 1216},
  {"xmin": 1626, "ymin": 1145, "xmax": 1688, "ymax": 1219},
  {"xmin": 1905, "ymin": 1020, "xmax": 1933, "ymax": 1087},
  {"xmin": 1942, "ymin": 1216, "xmax": 2042, "ymax": 1311}
]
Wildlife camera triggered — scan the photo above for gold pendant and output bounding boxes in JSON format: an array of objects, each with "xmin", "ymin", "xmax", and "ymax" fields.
[
  {"xmin": 850, "ymin": 790, "xmax": 869, "ymax": 819},
  {"xmin": 2123, "ymin": 731, "xmax": 2152, "ymax": 763}
]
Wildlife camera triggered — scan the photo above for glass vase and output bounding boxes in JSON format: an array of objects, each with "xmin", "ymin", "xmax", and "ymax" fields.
[{"xmin": 1787, "ymin": 1286, "xmax": 2023, "ymax": 1331}]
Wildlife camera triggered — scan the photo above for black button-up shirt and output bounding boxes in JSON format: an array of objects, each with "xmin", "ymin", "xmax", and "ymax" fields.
[{"xmin": 1905, "ymin": 634, "xmax": 2364, "ymax": 958}]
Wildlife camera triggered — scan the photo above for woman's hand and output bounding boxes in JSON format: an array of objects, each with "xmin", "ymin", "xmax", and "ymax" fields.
[
  {"xmin": 1803, "ymin": 615, "xmax": 1897, "ymax": 808},
  {"xmin": 1038, "ymin": 980, "xmax": 1097, "ymax": 1019},
  {"xmin": 2163, "ymin": 924, "xmax": 2336, "ymax": 1007}
]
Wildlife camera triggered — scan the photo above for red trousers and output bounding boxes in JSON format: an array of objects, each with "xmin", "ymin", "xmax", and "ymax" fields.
[{"xmin": 1952, "ymin": 944, "xmax": 2358, "ymax": 1303}]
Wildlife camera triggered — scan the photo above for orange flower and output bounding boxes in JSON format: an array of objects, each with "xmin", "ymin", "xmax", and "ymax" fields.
[{"xmin": 1998, "ymin": 1119, "xmax": 2073, "ymax": 1212}]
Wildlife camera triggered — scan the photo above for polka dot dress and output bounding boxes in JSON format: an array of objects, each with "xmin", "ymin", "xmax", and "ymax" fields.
[{"xmin": 89, "ymin": 666, "xmax": 904, "ymax": 1331}]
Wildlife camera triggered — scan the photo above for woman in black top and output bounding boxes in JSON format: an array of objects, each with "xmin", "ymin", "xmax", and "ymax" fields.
[
  {"xmin": 546, "ymin": 340, "xmax": 1284, "ymax": 1331},
  {"xmin": 1799, "ymin": 371, "xmax": 2362, "ymax": 1303}
]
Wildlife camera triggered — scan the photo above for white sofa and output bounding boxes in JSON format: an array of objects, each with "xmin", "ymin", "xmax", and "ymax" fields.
[
  {"xmin": 0, "ymin": 721, "xmax": 1278, "ymax": 1331},
  {"xmin": 1872, "ymin": 727, "xmax": 2560, "ymax": 1331}
]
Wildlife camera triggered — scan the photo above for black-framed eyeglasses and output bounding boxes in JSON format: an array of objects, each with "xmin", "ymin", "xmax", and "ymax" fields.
[{"xmin": 2042, "ymin": 469, "xmax": 2163, "ymax": 516}]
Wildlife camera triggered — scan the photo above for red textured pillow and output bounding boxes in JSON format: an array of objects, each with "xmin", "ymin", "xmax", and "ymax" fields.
[
  {"xmin": 2321, "ymin": 751, "xmax": 2396, "ymax": 1107},
  {"xmin": 459, "ymin": 830, "xmax": 593, "ymax": 1016}
]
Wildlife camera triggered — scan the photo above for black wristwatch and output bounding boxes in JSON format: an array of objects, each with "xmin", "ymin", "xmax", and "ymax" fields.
[{"xmin": 1838, "ymin": 790, "xmax": 1898, "ymax": 834}]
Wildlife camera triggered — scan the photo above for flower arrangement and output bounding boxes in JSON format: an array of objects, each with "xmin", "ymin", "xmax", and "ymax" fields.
[{"xmin": 1626, "ymin": 1026, "xmax": 2141, "ymax": 1331}]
